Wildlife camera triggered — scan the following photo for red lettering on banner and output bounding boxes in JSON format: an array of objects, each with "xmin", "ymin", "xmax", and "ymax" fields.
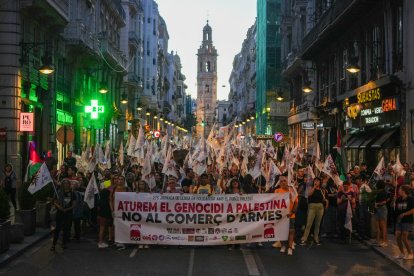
[
  {"xmin": 160, "ymin": 202, "xmax": 171, "ymax": 212},
  {"xmin": 118, "ymin": 201, "xmax": 125, "ymax": 211},
  {"xmin": 226, "ymin": 204, "xmax": 233, "ymax": 213}
]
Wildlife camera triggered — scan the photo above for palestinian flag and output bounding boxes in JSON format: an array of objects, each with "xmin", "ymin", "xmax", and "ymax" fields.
[
  {"xmin": 24, "ymin": 141, "xmax": 43, "ymax": 182},
  {"xmin": 335, "ymin": 129, "xmax": 346, "ymax": 181}
]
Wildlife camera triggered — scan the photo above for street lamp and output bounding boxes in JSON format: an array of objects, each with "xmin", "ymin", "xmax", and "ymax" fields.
[
  {"xmin": 250, "ymin": 115, "xmax": 255, "ymax": 120},
  {"xmin": 276, "ymin": 91, "xmax": 285, "ymax": 101},
  {"xmin": 99, "ymin": 84, "xmax": 109, "ymax": 94},
  {"xmin": 145, "ymin": 110, "xmax": 151, "ymax": 116},
  {"xmin": 136, "ymin": 103, "xmax": 142, "ymax": 111},
  {"xmin": 38, "ymin": 55, "xmax": 54, "ymax": 75},
  {"xmin": 121, "ymin": 93, "xmax": 128, "ymax": 104},
  {"xmin": 346, "ymin": 63, "xmax": 361, "ymax": 74},
  {"xmin": 302, "ymin": 81, "xmax": 313, "ymax": 93}
]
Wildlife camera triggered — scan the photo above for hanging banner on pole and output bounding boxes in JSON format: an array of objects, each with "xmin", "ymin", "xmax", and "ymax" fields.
[{"xmin": 114, "ymin": 193, "xmax": 290, "ymax": 245}]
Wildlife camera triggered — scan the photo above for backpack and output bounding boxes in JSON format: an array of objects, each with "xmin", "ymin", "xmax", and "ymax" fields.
[{"xmin": 4, "ymin": 175, "xmax": 12, "ymax": 190}]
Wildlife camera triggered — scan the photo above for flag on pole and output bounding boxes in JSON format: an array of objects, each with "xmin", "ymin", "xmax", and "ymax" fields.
[
  {"xmin": 119, "ymin": 141, "xmax": 124, "ymax": 166},
  {"xmin": 84, "ymin": 174, "xmax": 99, "ymax": 209},
  {"xmin": 393, "ymin": 154, "xmax": 404, "ymax": 176},
  {"xmin": 373, "ymin": 157, "xmax": 386, "ymax": 177},
  {"xmin": 24, "ymin": 141, "xmax": 43, "ymax": 182},
  {"xmin": 322, "ymin": 155, "xmax": 338, "ymax": 179},
  {"xmin": 27, "ymin": 163, "xmax": 53, "ymax": 194},
  {"xmin": 307, "ymin": 165, "xmax": 316, "ymax": 179},
  {"xmin": 344, "ymin": 200, "xmax": 353, "ymax": 232},
  {"xmin": 127, "ymin": 134, "xmax": 137, "ymax": 157}
]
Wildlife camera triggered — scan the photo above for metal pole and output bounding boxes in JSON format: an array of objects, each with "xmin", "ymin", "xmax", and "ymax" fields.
[{"xmin": 4, "ymin": 128, "xmax": 7, "ymax": 165}]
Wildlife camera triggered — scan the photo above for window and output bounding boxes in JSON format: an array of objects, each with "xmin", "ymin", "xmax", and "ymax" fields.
[
  {"xmin": 205, "ymin": 61, "xmax": 211, "ymax": 72},
  {"xmin": 392, "ymin": 3, "xmax": 403, "ymax": 72}
]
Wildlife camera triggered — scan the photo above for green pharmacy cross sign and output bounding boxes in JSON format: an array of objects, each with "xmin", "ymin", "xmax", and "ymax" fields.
[{"xmin": 85, "ymin": 100, "xmax": 104, "ymax": 119}]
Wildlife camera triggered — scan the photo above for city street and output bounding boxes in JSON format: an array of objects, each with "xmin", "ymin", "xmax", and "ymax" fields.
[{"xmin": 0, "ymin": 237, "xmax": 407, "ymax": 276}]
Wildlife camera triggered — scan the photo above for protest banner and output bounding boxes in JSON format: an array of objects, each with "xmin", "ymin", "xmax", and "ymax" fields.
[{"xmin": 114, "ymin": 192, "xmax": 290, "ymax": 245}]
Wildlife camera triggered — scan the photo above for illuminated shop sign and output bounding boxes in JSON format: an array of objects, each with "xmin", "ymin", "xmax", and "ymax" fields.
[
  {"xmin": 347, "ymin": 97, "xmax": 399, "ymax": 127},
  {"xmin": 357, "ymin": 88, "xmax": 381, "ymax": 104}
]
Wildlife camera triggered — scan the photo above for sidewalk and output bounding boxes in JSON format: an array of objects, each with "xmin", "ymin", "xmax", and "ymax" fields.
[
  {"xmin": 0, "ymin": 228, "xmax": 50, "ymax": 267},
  {"xmin": 364, "ymin": 234, "xmax": 414, "ymax": 275}
]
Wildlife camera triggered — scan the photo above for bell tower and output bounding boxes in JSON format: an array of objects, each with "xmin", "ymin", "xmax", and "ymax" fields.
[{"xmin": 196, "ymin": 21, "xmax": 218, "ymax": 138}]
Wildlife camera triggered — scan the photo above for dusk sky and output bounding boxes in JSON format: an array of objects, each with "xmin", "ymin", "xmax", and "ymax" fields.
[{"xmin": 156, "ymin": 0, "xmax": 257, "ymax": 100}]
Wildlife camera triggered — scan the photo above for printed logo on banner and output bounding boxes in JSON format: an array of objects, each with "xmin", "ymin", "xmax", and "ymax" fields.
[
  {"xmin": 159, "ymin": 235, "xmax": 165, "ymax": 241},
  {"xmin": 142, "ymin": 234, "xmax": 151, "ymax": 241},
  {"xmin": 222, "ymin": 236, "xmax": 228, "ymax": 241},
  {"xmin": 235, "ymin": 235, "xmax": 248, "ymax": 241},
  {"xmin": 208, "ymin": 228, "xmax": 214, "ymax": 234},
  {"xmin": 152, "ymin": 235, "xmax": 158, "ymax": 241},
  {"xmin": 195, "ymin": 236, "xmax": 205, "ymax": 242},
  {"xmin": 183, "ymin": 228, "xmax": 195, "ymax": 234},
  {"xmin": 252, "ymin": 234, "xmax": 263, "ymax": 239},
  {"xmin": 188, "ymin": 236, "xmax": 194, "ymax": 242},
  {"xmin": 130, "ymin": 224, "xmax": 141, "ymax": 241},
  {"xmin": 166, "ymin": 235, "xmax": 172, "ymax": 241},
  {"xmin": 264, "ymin": 223, "xmax": 275, "ymax": 238},
  {"xmin": 215, "ymin": 228, "xmax": 221, "ymax": 234}
]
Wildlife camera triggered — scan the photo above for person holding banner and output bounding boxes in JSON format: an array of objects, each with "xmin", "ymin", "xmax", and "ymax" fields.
[
  {"xmin": 51, "ymin": 179, "xmax": 77, "ymax": 251},
  {"xmin": 110, "ymin": 175, "xmax": 129, "ymax": 250},
  {"xmin": 225, "ymin": 178, "xmax": 244, "ymax": 251},
  {"xmin": 275, "ymin": 175, "xmax": 298, "ymax": 256},
  {"xmin": 97, "ymin": 174, "xmax": 113, "ymax": 249}
]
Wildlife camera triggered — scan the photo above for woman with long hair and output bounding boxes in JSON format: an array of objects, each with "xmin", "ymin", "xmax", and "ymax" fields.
[{"xmin": 300, "ymin": 177, "xmax": 327, "ymax": 246}]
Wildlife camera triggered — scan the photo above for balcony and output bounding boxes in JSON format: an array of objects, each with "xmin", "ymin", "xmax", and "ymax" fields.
[
  {"xmin": 20, "ymin": 0, "xmax": 69, "ymax": 23},
  {"xmin": 163, "ymin": 101, "xmax": 172, "ymax": 113},
  {"xmin": 127, "ymin": 72, "xmax": 141, "ymax": 86},
  {"xmin": 128, "ymin": 31, "xmax": 141, "ymax": 50},
  {"xmin": 301, "ymin": 0, "xmax": 377, "ymax": 59},
  {"xmin": 102, "ymin": 0, "xmax": 126, "ymax": 25},
  {"xmin": 63, "ymin": 20, "xmax": 100, "ymax": 54},
  {"xmin": 99, "ymin": 35, "xmax": 128, "ymax": 73}
]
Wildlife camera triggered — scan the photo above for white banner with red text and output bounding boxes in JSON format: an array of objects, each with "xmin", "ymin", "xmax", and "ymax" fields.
[{"xmin": 114, "ymin": 192, "xmax": 290, "ymax": 245}]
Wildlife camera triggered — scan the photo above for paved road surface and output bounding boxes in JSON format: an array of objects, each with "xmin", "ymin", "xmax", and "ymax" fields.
[{"xmin": 0, "ymin": 237, "xmax": 408, "ymax": 276}]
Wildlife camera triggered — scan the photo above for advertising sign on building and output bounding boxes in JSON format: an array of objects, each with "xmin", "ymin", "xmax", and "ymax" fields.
[
  {"xmin": 20, "ymin": 112, "xmax": 34, "ymax": 132},
  {"xmin": 301, "ymin": 122, "xmax": 315, "ymax": 130}
]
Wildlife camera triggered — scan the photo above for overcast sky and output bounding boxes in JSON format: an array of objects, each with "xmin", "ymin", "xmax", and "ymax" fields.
[{"xmin": 156, "ymin": 0, "xmax": 257, "ymax": 100}]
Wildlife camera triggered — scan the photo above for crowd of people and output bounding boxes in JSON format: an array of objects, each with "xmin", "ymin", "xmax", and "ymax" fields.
[{"xmin": 1, "ymin": 135, "xmax": 414, "ymax": 259}]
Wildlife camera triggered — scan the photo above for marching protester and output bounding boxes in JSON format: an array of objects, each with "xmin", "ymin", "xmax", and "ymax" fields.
[
  {"xmin": 300, "ymin": 177, "xmax": 326, "ymax": 246},
  {"xmin": 1, "ymin": 163, "xmax": 17, "ymax": 210},
  {"xmin": 51, "ymin": 179, "xmax": 77, "ymax": 251},
  {"xmin": 337, "ymin": 181, "xmax": 356, "ymax": 242},
  {"xmin": 19, "ymin": 120, "xmax": 414, "ymax": 261},
  {"xmin": 394, "ymin": 185, "xmax": 414, "ymax": 259},
  {"xmin": 275, "ymin": 175, "xmax": 298, "ymax": 256}
]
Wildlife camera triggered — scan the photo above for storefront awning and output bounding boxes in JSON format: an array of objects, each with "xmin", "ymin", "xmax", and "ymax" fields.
[
  {"xmin": 371, "ymin": 129, "xmax": 398, "ymax": 148},
  {"xmin": 348, "ymin": 133, "xmax": 369, "ymax": 149},
  {"xmin": 360, "ymin": 132, "xmax": 380, "ymax": 149}
]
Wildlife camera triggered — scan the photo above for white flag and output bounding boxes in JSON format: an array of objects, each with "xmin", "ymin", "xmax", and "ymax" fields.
[
  {"xmin": 393, "ymin": 154, "xmax": 404, "ymax": 176},
  {"xmin": 307, "ymin": 165, "xmax": 316, "ymax": 179},
  {"xmin": 119, "ymin": 141, "xmax": 124, "ymax": 166},
  {"xmin": 322, "ymin": 155, "xmax": 338, "ymax": 178},
  {"xmin": 344, "ymin": 200, "xmax": 353, "ymax": 232},
  {"xmin": 84, "ymin": 174, "xmax": 99, "ymax": 209},
  {"xmin": 373, "ymin": 157, "xmax": 385, "ymax": 177},
  {"xmin": 28, "ymin": 163, "xmax": 53, "ymax": 194},
  {"xmin": 105, "ymin": 141, "xmax": 111, "ymax": 169},
  {"xmin": 127, "ymin": 134, "xmax": 137, "ymax": 157}
]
